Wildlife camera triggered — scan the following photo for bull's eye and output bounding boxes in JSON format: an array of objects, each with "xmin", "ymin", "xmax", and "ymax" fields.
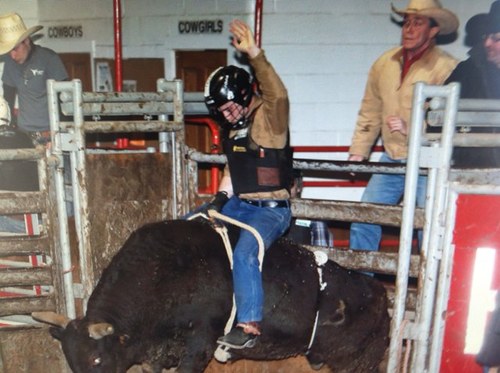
[{"xmin": 92, "ymin": 356, "xmax": 102, "ymax": 366}]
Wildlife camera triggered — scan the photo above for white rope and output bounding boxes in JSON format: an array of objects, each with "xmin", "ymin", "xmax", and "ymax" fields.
[
  {"xmin": 306, "ymin": 250, "xmax": 329, "ymax": 352},
  {"xmin": 188, "ymin": 210, "xmax": 265, "ymax": 334},
  {"xmin": 208, "ymin": 210, "xmax": 265, "ymax": 271},
  {"xmin": 307, "ymin": 310, "xmax": 320, "ymax": 351},
  {"xmin": 208, "ymin": 210, "xmax": 266, "ymax": 334}
]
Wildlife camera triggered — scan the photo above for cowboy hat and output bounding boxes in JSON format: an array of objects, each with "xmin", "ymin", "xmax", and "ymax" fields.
[
  {"xmin": 0, "ymin": 12, "xmax": 42, "ymax": 55},
  {"xmin": 391, "ymin": 0, "xmax": 459, "ymax": 35}
]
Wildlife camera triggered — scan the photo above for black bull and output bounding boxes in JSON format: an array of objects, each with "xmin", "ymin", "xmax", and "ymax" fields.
[{"xmin": 33, "ymin": 219, "xmax": 389, "ymax": 373}]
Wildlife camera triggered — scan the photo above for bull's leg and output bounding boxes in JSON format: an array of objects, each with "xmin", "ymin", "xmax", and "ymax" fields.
[{"xmin": 305, "ymin": 351, "xmax": 325, "ymax": 371}]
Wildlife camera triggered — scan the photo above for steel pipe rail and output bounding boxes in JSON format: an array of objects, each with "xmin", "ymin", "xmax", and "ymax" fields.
[
  {"xmin": 292, "ymin": 198, "xmax": 425, "ymax": 228},
  {"xmin": 0, "ymin": 295, "xmax": 55, "ymax": 317},
  {"xmin": 450, "ymin": 169, "xmax": 500, "ymax": 186},
  {"xmin": 0, "ymin": 267, "xmax": 52, "ymax": 287},
  {"xmin": 0, "ymin": 192, "xmax": 46, "ymax": 214},
  {"xmin": 306, "ymin": 245, "xmax": 421, "ymax": 277},
  {"xmin": 0, "ymin": 148, "xmax": 44, "ymax": 161},
  {"xmin": 425, "ymin": 132, "xmax": 500, "ymax": 146},
  {"xmin": 429, "ymin": 97, "xmax": 500, "ymax": 111},
  {"xmin": 293, "ymin": 158, "xmax": 417, "ymax": 175},
  {"xmin": 59, "ymin": 120, "xmax": 184, "ymax": 133},
  {"xmin": 60, "ymin": 90, "xmax": 204, "ymax": 103},
  {"xmin": 427, "ymin": 111, "xmax": 500, "ymax": 127},
  {"xmin": 61, "ymin": 99, "xmax": 207, "ymax": 117},
  {"xmin": 0, "ymin": 236, "xmax": 51, "ymax": 257},
  {"xmin": 187, "ymin": 149, "xmax": 426, "ymax": 175}
]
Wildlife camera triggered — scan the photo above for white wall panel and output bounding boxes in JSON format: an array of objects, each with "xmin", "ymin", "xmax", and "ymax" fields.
[{"xmin": 0, "ymin": 0, "xmax": 493, "ymax": 149}]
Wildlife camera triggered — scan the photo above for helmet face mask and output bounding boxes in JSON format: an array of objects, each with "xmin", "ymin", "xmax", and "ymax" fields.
[{"xmin": 204, "ymin": 65, "xmax": 253, "ymax": 130}]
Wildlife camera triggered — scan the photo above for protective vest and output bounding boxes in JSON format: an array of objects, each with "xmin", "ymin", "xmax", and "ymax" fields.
[{"xmin": 223, "ymin": 129, "xmax": 292, "ymax": 195}]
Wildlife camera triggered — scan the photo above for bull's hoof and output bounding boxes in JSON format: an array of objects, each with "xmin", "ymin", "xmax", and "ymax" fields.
[
  {"xmin": 306, "ymin": 352, "xmax": 324, "ymax": 371},
  {"xmin": 309, "ymin": 362, "xmax": 324, "ymax": 371}
]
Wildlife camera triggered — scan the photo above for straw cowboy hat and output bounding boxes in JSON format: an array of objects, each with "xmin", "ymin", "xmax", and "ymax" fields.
[
  {"xmin": 0, "ymin": 12, "xmax": 43, "ymax": 55},
  {"xmin": 391, "ymin": 0, "xmax": 459, "ymax": 35}
]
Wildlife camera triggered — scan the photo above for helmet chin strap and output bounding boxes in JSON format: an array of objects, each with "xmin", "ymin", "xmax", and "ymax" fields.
[{"xmin": 230, "ymin": 115, "xmax": 250, "ymax": 130}]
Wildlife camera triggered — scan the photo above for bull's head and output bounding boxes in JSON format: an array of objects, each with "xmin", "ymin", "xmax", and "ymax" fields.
[{"xmin": 32, "ymin": 311, "xmax": 130, "ymax": 373}]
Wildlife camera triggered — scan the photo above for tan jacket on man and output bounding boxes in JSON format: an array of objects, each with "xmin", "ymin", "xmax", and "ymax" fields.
[{"xmin": 349, "ymin": 45, "xmax": 458, "ymax": 160}]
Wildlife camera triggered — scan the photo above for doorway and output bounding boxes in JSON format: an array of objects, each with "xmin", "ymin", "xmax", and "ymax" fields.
[{"xmin": 176, "ymin": 50, "xmax": 227, "ymax": 193}]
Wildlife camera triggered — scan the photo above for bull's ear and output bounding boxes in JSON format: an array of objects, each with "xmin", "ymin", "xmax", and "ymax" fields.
[
  {"xmin": 49, "ymin": 326, "xmax": 64, "ymax": 341},
  {"xmin": 88, "ymin": 323, "xmax": 114, "ymax": 339}
]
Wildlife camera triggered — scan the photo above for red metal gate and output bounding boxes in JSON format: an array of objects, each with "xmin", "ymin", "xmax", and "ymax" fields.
[{"xmin": 441, "ymin": 195, "xmax": 500, "ymax": 372}]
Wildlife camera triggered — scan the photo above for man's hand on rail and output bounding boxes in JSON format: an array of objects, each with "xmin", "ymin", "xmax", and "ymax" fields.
[{"xmin": 348, "ymin": 154, "xmax": 365, "ymax": 177}]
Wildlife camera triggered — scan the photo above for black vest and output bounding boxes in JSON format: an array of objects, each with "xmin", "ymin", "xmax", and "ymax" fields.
[{"xmin": 223, "ymin": 129, "xmax": 292, "ymax": 195}]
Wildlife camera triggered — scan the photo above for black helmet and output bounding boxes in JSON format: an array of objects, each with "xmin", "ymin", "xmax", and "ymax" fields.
[{"xmin": 204, "ymin": 65, "xmax": 253, "ymax": 130}]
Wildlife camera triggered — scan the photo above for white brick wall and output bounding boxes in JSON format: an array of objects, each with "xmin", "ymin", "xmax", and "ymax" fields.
[{"xmin": 0, "ymin": 0, "xmax": 494, "ymax": 199}]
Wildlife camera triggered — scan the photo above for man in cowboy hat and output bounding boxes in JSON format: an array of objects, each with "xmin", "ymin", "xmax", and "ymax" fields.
[
  {"xmin": 0, "ymin": 12, "xmax": 68, "ymax": 145},
  {"xmin": 445, "ymin": 0, "xmax": 500, "ymax": 168},
  {"xmin": 347, "ymin": 0, "xmax": 458, "ymax": 255}
]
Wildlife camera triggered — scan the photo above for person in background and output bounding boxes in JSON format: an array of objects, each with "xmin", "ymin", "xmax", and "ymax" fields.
[
  {"xmin": 347, "ymin": 0, "xmax": 458, "ymax": 253},
  {"xmin": 284, "ymin": 170, "xmax": 334, "ymax": 247},
  {"xmin": 202, "ymin": 19, "xmax": 292, "ymax": 349},
  {"xmin": 444, "ymin": 0, "xmax": 500, "ymax": 168},
  {"xmin": 0, "ymin": 12, "xmax": 68, "ymax": 145},
  {"xmin": 445, "ymin": 6, "xmax": 500, "ymax": 373}
]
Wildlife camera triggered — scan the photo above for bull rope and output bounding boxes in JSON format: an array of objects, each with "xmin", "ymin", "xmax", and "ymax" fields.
[
  {"xmin": 306, "ymin": 250, "xmax": 328, "ymax": 353},
  {"xmin": 188, "ymin": 210, "xmax": 265, "ymax": 334},
  {"xmin": 188, "ymin": 211, "xmax": 328, "ymax": 362}
]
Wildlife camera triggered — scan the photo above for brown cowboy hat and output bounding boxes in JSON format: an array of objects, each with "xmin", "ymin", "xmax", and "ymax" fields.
[
  {"xmin": 0, "ymin": 12, "xmax": 43, "ymax": 55},
  {"xmin": 391, "ymin": 0, "xmax": 459, "ymax": 35}
]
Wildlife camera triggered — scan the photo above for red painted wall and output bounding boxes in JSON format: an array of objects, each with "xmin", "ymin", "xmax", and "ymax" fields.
[{"xmin": 441, "ymin": 195, "xmax": 500, "ymax": 372}]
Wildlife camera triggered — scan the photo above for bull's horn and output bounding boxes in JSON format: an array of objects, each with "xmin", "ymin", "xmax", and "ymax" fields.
[
  {"xmin": 88, "ymin": 323, "xmax": 115, "ymax": 339},
  {"xmin": 31, "ymin": 311, "xmax": 71, "ymax": 328}
]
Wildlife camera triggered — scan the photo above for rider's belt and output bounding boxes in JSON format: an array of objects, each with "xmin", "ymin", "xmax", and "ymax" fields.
[{"xmin": 240, "ymin": 199, "xmax": 290, "ymax": 208}]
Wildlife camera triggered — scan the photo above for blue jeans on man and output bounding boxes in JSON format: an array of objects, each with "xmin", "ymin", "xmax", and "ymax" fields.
[
  {"xmin": 220, "ymin": 196, "xmax": 291, "ymax": 323},
  {"xmin": 350, "ymin": 153, "xmax": 427, "ymax": 251}
]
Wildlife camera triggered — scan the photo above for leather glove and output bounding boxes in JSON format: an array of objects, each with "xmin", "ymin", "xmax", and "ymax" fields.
[{"xmin": 201, "ymin": 191, "xmax": 229, "ymax": 215}]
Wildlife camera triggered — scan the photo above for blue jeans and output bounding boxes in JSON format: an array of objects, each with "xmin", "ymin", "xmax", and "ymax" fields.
[
  {"xmin": 349, "ymin": 153, "xmax": 427, "ymax": 251},
  {"xmin": 221, "ymin": 196, "xmax": 291, "ymax": 323}
]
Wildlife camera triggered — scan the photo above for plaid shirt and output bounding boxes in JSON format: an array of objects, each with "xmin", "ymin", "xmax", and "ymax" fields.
[{"xmin": 310, "ymin": 220, "xmax": 334, "ymax": 247}]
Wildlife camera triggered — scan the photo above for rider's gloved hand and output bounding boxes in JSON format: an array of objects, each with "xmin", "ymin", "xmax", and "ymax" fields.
[{"xmin": 200, "ymin": 191, "xmax": 229, "ymax": 215}]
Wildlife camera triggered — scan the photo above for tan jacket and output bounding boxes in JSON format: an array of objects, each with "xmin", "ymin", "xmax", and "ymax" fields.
[
  {"xmin": 349, "ymin": 45, "xmax": 458, "ymax": 160},
  {"xmin": 225, "ymin": 50, "xmax": 291, "ymax": 200}
]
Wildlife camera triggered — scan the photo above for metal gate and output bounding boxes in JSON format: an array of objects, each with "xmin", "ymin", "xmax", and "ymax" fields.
[
  {"xmin": 0, "ymin": 77, "xmax": 207, "ymax": 373},
  {"xmin": 0, "ymin": 143, "xmax": 69, "ymax": 372}
]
